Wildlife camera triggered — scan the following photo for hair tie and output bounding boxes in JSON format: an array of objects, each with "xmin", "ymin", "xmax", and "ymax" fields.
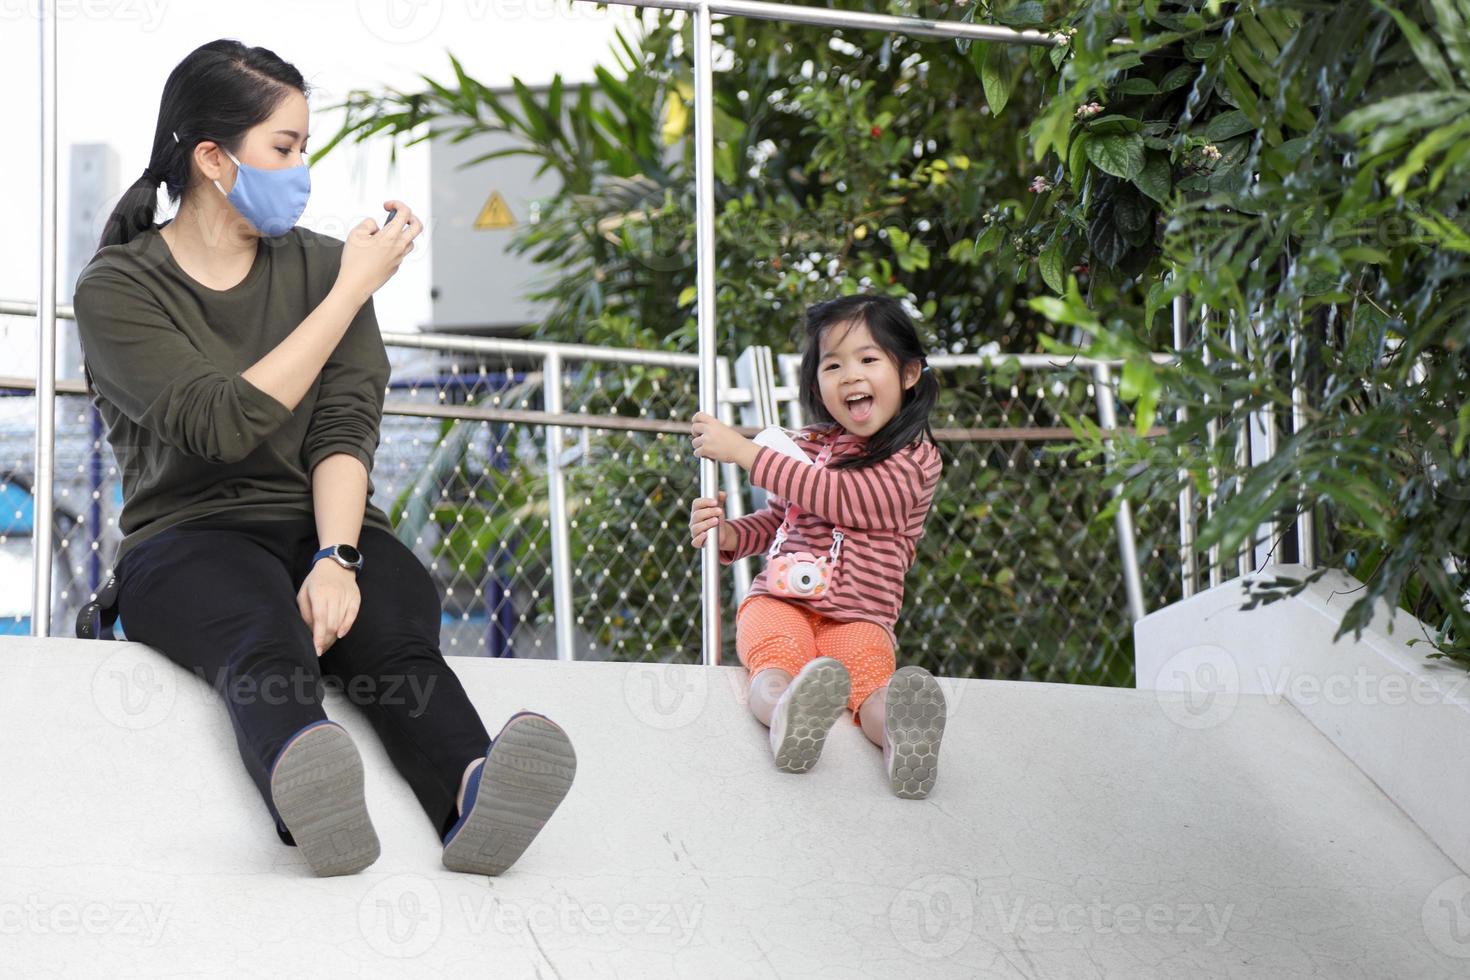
[{"xmin": 141, "ymin": 166, "xmax": 163, "ymax": 184}]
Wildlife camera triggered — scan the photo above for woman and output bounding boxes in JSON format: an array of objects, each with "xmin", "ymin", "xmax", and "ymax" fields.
[{"xmin": 73, "ymin": 39, "xmax": 576, "ymax": 878}]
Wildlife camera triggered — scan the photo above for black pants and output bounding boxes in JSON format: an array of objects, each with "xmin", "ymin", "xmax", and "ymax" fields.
[{"xmin": 116, "ymin": 515, "xmax": 492, "ymax": 845}]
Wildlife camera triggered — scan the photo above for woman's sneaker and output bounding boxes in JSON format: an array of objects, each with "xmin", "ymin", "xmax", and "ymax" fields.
[
  {"xmin": 884, "ymin": 666, "xmax": 947, "ymax": 799},
  {"xmin": 442, "ymin": 712, "xmax": 577, "ymax": 876},
  {"xmin": 269, "ymin": 719, "xmax": 380, "ymax": 876},
  {"xmin": 769, "ymin": 657, "xmax": 851, "ymax": 774}
]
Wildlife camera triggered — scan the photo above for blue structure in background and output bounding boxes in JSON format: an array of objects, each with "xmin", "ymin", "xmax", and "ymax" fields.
[
  {"xmin": 0, "ymin": 480, "xmax": 35, "ymax": 535},
  {"xmin": 0, "ymin": 480, "xmax": 35, "ymax": 635},
  {"xmin": 3, "ymin": 369, "xmax": 530, "ymax": 653}
]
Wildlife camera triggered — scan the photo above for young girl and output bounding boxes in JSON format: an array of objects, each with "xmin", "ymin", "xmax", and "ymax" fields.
[{"xmin": 688, "ymin": 294, "xmax": 947, "ymax": 799}]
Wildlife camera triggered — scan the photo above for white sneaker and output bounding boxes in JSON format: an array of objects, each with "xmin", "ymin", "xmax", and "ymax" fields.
[
  {"xmin": 769, "ymin": 657, "xmax": 851, "ymax": 774},
  {"xmin": 884, "ymin": 666, "xmax": 947, "ymax": 799}
]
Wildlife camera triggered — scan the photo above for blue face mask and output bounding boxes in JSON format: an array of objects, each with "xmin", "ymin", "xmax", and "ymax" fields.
[{"xmin": 212, "ymin": 145, "xmax": 311, "ymax": 237}]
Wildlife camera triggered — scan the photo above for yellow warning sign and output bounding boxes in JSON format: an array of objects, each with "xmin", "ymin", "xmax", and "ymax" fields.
[{"xmin": 473, "ymin": 191, "xmax": 515, "ymax": 230}]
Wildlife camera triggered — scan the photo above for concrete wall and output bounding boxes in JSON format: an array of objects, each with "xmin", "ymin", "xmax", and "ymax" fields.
[{"xmin": 1136, "ymin": 562, "xmax": 1470, "ymax": 874}]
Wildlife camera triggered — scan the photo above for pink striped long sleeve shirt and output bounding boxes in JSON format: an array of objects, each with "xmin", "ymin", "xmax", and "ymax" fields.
[{"xmin": 719, "ymin": 424, "xmax": 943, "ymax": 647}]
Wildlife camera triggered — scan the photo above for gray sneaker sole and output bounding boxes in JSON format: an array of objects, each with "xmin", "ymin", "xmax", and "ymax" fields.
[
  {"xmin": 771, "ymin": 658, "xmax": 851, "ymax": 774},
  {"xmin": 269, "ymin": 723, "xmax": 380, "ymax": 877},
  {"xmin": 886, "ymin": 666, "xmax": 947, "ymax": 799},
  {"xmin": 443, "ymin": 715, "xmax": 577, "ymax": 876}
]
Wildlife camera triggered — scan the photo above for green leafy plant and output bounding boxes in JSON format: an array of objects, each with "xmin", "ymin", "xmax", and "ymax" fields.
[
  {"xmin": 317, "ymin": 0, "xmax": 1467, "ymax": 674},
  {"xmin": 1011, "ymin": 0, "xmax": 1470, "ymax": 666}
]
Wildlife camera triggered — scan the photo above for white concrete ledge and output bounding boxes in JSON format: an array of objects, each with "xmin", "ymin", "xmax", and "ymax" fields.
[
  {"xmin": 1136, "ymin": 562, "xmax": 1470, "ymax": 878},
  {"xmin": 3, "ymin": 635, "xmax": 1468, "ymax": 977}
]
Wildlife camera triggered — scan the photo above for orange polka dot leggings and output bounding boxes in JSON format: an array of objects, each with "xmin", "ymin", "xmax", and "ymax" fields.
[{"xmin": 735, "ymin": 595, "xmax": 896, "ymax": 726}]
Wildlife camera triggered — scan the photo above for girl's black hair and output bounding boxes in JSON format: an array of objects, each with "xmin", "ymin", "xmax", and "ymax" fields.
[
  {"xmin": 96, "ymin": 39, "xmax": 309, "ymax": 251},
  {"xmin": 798, "ymin": 293, "xmax": 938, "ymax": 470}
]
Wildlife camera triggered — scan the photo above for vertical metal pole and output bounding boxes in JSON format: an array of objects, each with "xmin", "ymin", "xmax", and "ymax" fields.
[
  {"xmin": 1201, "ymin": 306, "xmax": 1222, "ymax": 588},
  {"xmin": 693, "ymin": 0, "xmax": 722, "ymax": 666},
  {"xmin": 1249, "ymin": 384, "xmax": 1277, "ymax": 572},
  {"xmin": 1243, "ymin": 304, "xmax": 1279, "ymax": 573},
  {"xmin": 1289, "ymin": 309, "xmax": 1314, "ymax": 569},
  {"xmin": 1229, "ymin": 315, "xmax": 1252, "ymax": 579},
  {"xmin": 778, "ymin": 354, "xmax": 805, "ymax": 429},
  {"xmin": 543, "ymin": 352, "xmax": 576, "ymax": 661},
  {"xmin": 1092, "ymin": 363, "xmax": 1147, "ymax": 623},
  {"xmin": 716, "ymin": 356, "xmax": 753, "ymax": 602},
  {"xmin": 1171, "ymin": 293, "xmax": 1197, "ymax": 598},
  {"xmin": 32, "ymin": 1, "xmax": 58, "ymax": 638}
]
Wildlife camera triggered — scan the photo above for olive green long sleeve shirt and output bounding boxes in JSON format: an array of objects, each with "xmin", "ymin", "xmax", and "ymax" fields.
[{"xmin": 73, "ymin": 224, "xmax": 396, "ymax": 568}]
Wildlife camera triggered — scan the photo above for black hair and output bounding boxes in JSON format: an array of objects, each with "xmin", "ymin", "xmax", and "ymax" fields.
[
  {"xmin": 96, "ymin": 39, "xmax": 309, "ymax": 250},
  {"xmin": 797, "ymin": 293, "xmax": 938, "ymax": 470}
]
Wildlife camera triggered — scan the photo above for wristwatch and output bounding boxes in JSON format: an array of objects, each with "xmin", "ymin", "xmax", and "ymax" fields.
[{"xmin": 313, "ymin": 544, "xmax": 365, "ymax": 574}]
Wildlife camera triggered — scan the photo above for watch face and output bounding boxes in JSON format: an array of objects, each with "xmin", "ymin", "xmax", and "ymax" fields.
[{"xmin": 337, "ymin": 545, "xmax": 362, "ymax": 566}]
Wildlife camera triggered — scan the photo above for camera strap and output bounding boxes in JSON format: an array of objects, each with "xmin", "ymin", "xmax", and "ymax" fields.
[{"xmin": 766, "ymin": 434, "xmax": 845, "ymax": 564}]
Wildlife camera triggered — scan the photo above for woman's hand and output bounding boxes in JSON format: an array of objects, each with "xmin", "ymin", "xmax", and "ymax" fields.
[
  {"xmin": 336, "ymin": 199, "xmax": 422, "ymax": 303},
  {"xmin": 297, "ymin": 560, "xmax": 361, "ymax": 657},
  {"xmin": 690, "ymin": 491, "xmax": 737, "ymax": 550},
  {"xmin": 691, "ymin": 412, "xmax": 758, "ymax": 469}
]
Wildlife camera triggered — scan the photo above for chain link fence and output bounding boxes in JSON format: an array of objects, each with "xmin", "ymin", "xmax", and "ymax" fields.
[{"xmin": 1, "ymin": 306, "xmax": 1188, "ymax": 686}]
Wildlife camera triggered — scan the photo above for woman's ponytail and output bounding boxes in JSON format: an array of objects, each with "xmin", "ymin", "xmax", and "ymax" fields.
[{"xmin": 98, "ymin": 163, "xmax": 165, "ymax": 250}]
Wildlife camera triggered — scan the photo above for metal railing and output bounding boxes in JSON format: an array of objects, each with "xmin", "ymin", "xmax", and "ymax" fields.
[
  {"xmin": 0, "ymin": 305, "xmax": 1182, "ymax": 679},
  {"xmin": 563, "ymin": 0, "xmax": 1069, "ymax": 665},
  {"xmin": 22, "ymin": 0, "xmax": 1306, "ymax": 664}
]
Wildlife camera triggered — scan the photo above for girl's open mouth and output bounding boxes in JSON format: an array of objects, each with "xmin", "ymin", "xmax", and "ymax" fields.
[{"xmin": 845, "ymin": 394, "xmax": 874, "ymax": 423}]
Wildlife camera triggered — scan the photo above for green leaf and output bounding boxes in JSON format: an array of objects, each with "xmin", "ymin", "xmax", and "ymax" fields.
[
  {"xmin": 1372, "ymin": 0, "xmax": 1455, "ymax": 90},
  {"xmin": 1386, "ymin": 116, "xmax": 1470, "ymax": 194},
  {"xmin": 1134, "ymin": 151, "xmax": 1172, "ymax": 204},
  {"xmin": 981, "ymin": 44, "xmax": 1013, "ymax": 117},
  {"xmin": 1027, "ymin": 277, "xmax": 1100, "ymax": 330},
  {"xmin": 1088, "ymin": 204, "xmax": 1132, "ymax": 267},
  {"xmin": 1455, "ymin": 399, "xmax": 1470, "ymax": 457},
  {"xmin": 1144, "ymin": 275, "xmax": 1182, "ymax": 327},
  {"xmin": 993, "ymin": 1, "xmax": 1045, "ymax": 26},
  {"xmin": 1039, "ymin": 235, "xmax": 1065, "ymax": 293},
  {"xmin": 974, "ymin": 222, "xmax": 1007, "ymax": 255},
  {"xmin": 677, "ymin": 285, "xmax": 698, "ymax": 307},
  {"xmin": 1086, "ymin": 114, "xmax": 1144, "ymax": 135},
  {"xmin": 1118, "ymin": 356, "xmax": 1163, "ymax": 434},
  {"xmin": 1068, "ymin": 133, "xmax": 1091, "ymax": 188},
  {"xmin": 1263, "ymin": 137, "xmax": 1312, "ymax": 177},
  {"xmin": 1113, "ymin": 189, "xmax": 1151, "ymax": 236},
  {"xmin": 1117, "ymin": 77, "xmax": 1159, "ymax": 96},
  {"xmin": 1203, "ymin": 110, "xmax": 1255, "ymax": 142},
  {"xmin": 1338, "ymin": 92, "xmax": 1459, "ymax": 137},
  {"xmin": 1159, "ymin": 63, "xmax": 1197, "ymax": 92},
  {"xmin": 1084, "ymin": 133, "xmax": 1146, "ymax": 179}
]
